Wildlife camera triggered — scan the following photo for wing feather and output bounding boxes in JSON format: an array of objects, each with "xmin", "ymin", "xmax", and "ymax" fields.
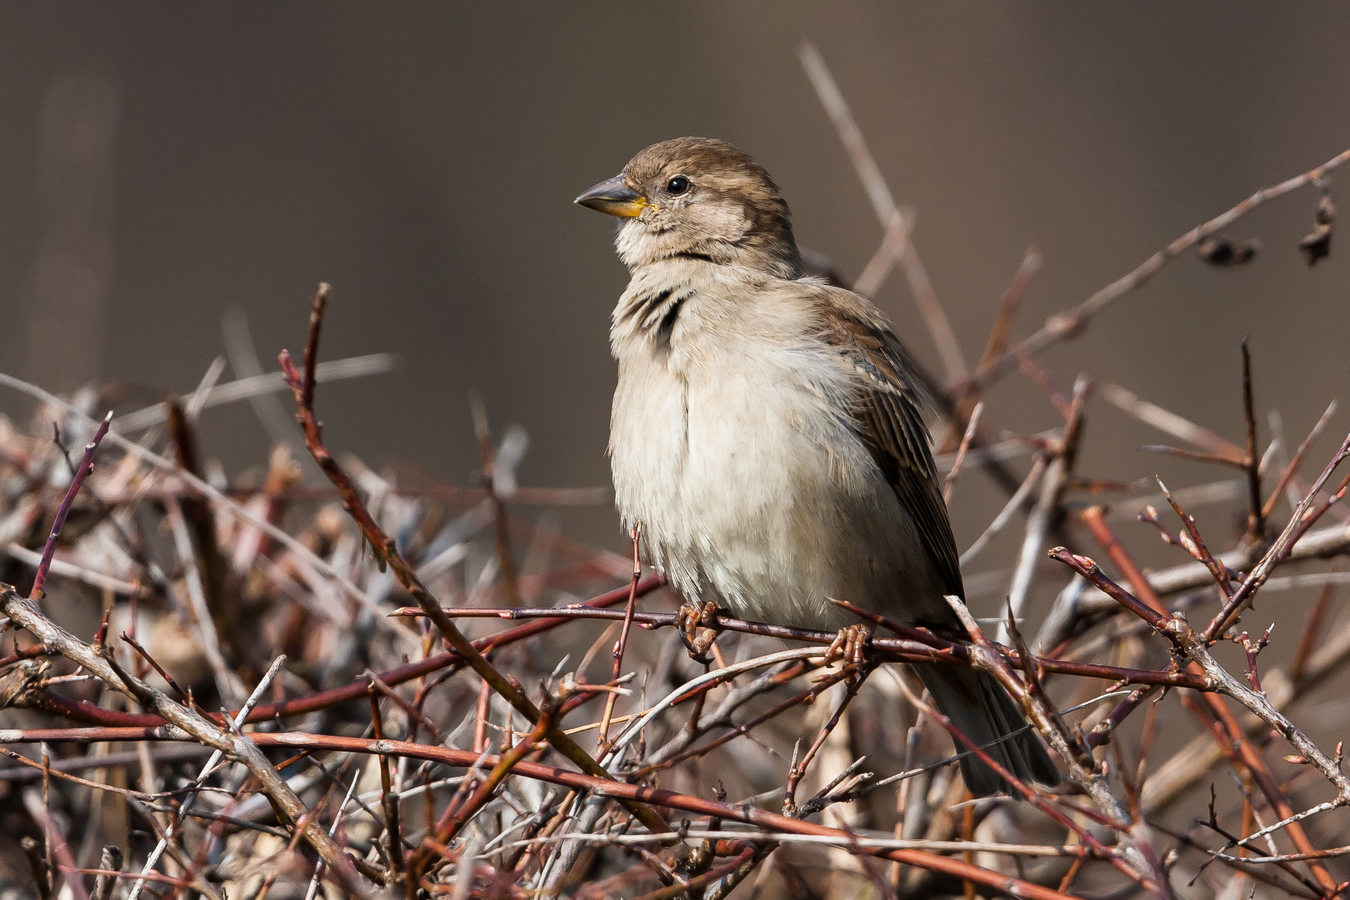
[{"xmin": 812, "ymin": 287, "xmax": 965, "ymax": 603}]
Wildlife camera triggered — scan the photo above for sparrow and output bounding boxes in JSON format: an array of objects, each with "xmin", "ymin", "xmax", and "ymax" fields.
[{"xmin": 575, "ymin": 137, "xmax": 1058, "ymax": 796}]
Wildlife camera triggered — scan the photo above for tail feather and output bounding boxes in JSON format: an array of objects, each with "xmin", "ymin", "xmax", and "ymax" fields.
[{"xmin": 916, "ymin": 664, "xmax": 1060, "ymax": 797}]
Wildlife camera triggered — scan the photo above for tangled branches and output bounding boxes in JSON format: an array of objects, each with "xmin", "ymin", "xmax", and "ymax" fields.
[{"xmin": 2, "ymin": 45, "xmax": 1350, "ymax": 900}]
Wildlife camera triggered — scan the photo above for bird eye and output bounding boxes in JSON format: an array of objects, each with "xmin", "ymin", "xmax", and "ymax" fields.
[{"xmin": 665, "ymin": 175, "xmax": 691, "ymax": 196}]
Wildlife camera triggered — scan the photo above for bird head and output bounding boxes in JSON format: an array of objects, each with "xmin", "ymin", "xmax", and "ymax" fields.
[{"xmin": 575, "ymin": 137, "xmax": 803, "ymax": 279}]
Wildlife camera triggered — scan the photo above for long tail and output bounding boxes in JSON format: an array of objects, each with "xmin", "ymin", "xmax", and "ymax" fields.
[{"xmin": 915, "ymin": 663, "xmax": 1060, "ymax": 797}]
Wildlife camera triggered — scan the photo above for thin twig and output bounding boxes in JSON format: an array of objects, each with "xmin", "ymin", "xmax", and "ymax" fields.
[
  {"xmin": 1002, "ymin": 377, "xmax": 1088, "ymax": 642},
  {"xmin": 597, "ymin": 525, "xmax": 642, "ymax": 752},
  {"xmin": 1264, "ymin": 400, "xmax": 1338, "ymax": 521},
  {"xmin": 1204, "ymin": 431, "xmax": 1350, "ymax": 642},
  {"xmin": 367, "ymin": 683, "xmax": 405, "ymax": 884},
  {"xmin": 799, "ymin": 39, "xmax": 969, "ymax": 381},
  {"xmin": 127, "ymin": 655, "xmax": 290, "ymax": 900},
  {"xmin": 0, "ymin": 371, "xmax": 418, "ymax": 651},
  {"xmin": 31, "ymin": 412, "xmax": 111, "ymax": 600},
  {"xmin": 1240, "ymin": 341, "xmax": 1265, "ymax": 541},
  {"xmin": 943, "ymin": 402, "xmax": 984, "ymax": 505}
]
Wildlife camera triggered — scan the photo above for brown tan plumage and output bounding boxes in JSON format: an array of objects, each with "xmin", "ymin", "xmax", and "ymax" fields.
[{"xmin": 578, "ymin": 137, "xmax": 1059, "ymax": 795}]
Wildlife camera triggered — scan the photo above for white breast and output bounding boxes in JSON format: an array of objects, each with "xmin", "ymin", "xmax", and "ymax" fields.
[{"xmin": 608, "ymin": 269, "xmax": 935, "ymax": 631}]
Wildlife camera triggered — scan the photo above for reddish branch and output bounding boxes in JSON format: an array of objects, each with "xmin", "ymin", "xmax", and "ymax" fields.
[
  {"xmin": 31, "ymin": 412, "xmax": 111, "ymax": 601},
  {"xmin": 68, "ymin": 729, "xmax": 1090, "ymax": 900},
  {"xmin": 0, "ymin": 589, "xmax": 361, "ymax": 884},
  {"xmin": 1157, "ymin": 480, "xmax": 1238, "ymax": 601},
  {"xmin": 937, "ymin": 597, "xmax": 1170, "ymax": 895},
  {"xmin": 29, "ymin": 576, "xmax": 664, "ymax": 729},
  {"xmin": 1078, "ymin": 506, "xmax": 1340, "ymax": 891},
  {"xmin": 278, "ymin": 286, "xmax": 670, "ymax": 840},
  {"xmin": 1048, "ymin": 549, "xmax": 1175, "ymax": 638},
  {"xmin": 597, "ymin": 526, "xmax": 643, "ymax": 751},
  {"xmin": 1203, "ymin": 431, "xmax": 1350, "ymax": 643},
  {"xmin": 1051, "ymin": 530, "xmax": 1350, "ymax": 800},
  {"xmin": 399, "ymin": 600, "xmax": 1212, "ymax": 690},
  {"xmin": 435, "ymin": 694, "xmax": 558, "ymax": 849}
]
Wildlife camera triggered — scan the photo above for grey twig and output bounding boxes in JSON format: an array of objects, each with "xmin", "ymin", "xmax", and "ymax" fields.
[{"xmin": 127, "ymin": 654, "xmax": 290, "ymax": 900}]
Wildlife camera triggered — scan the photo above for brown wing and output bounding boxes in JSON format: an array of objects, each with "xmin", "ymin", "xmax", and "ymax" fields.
[{"xmin": 812, "ymin": 286, "xmax": 965, "ymax": 603}]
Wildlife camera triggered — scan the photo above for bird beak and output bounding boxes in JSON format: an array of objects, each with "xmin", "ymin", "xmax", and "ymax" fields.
[{"xmin": 574, "ymin": 175, "xmax": 647, "ymax": 218}]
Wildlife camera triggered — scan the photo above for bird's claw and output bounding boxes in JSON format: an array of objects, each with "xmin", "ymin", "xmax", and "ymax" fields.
[
  {"xmin": 677, "ymin": 600, "xmax": 721, "ymax": 664},
  {"xmin": 825, "ymin": 623, "xmax": 875, "ymax": 678}
]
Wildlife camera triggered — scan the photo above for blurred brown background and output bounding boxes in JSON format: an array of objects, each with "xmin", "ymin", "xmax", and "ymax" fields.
[{"xmin": 1, "ymin": 2, "xmax": 1347, "ymax": 567}]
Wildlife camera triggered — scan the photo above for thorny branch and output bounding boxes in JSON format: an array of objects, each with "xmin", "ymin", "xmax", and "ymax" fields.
[
  {"xmin": 277, "ymin": 286, "xmax": 671, "ymax": 871},
  {"xmin": 2, "ymin": 54, "xmax": 1350, "ymax": 900}
]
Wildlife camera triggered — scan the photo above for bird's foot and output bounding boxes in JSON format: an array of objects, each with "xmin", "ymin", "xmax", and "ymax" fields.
[
  {"xmin": 676, "ymin": 599, "xmax": 722, "ymax": 664},
  {"xmin": 825, "ymin": 623, "xmax": 875, "ymax": 679}
]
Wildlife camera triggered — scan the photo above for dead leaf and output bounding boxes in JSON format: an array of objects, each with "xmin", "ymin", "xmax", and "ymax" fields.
[
  {"xmin": 1298, "ymin": 193, "xmax": 1335, "ymax": 266},
  {"xmin": 1196, "ymin": 235, "xmax": 1260, "ymax": 267}
]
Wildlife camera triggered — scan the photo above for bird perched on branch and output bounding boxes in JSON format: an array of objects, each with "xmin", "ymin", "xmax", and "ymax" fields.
[{"xmin": 576, "ymin": 137, "xmax": 1059, "ymax": 796}]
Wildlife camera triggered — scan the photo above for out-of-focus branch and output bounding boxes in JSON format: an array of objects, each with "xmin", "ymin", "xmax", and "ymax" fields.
[
  {"xmin": 1002, "ymin": 377, "xmax": 1088, "ymax": 642},
  {"xmin": 0, "ymin": 370, "xmax": 416, "ymax": 650},
  {"xmin": 1265, "ymin": 400, "xmax": 1338, "ymax": 521},
  {"xmin": 958, "ymin": 145, "xmax": 1350, "ymax": 395},
  {"xmin": 940, "ymin": 245, "xmax": 1042, "ymax": 454},
  {"xmin": 800, "ymin": 40, "xmax": 969, "ymax": 381}
]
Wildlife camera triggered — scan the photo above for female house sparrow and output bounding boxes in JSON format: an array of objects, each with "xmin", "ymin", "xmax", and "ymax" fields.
[{"xmin": 576, "ymin": 137, "xmax": 1058, "ymax": 796}]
